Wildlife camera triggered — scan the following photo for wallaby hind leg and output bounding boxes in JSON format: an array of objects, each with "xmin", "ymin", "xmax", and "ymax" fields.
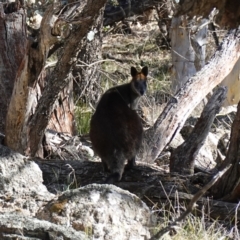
[
  {"xmin": 104, "ymin": 154, "xmax": 125, "ymax": 184},
  {"xmin": 105, "ymin": 157, "xmax": 136, "ymax": 183},
  {"xmin": 102, "ymin": 160, "xmax": 109, "ymax": 172},
  {"xmin": 125, "ymin": 157, "xmax": 136, "ymax": 170}
]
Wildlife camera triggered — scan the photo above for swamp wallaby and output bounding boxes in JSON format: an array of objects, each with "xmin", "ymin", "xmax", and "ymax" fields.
[{"xmin": 90, "ymin": 66, "xmax": 148, "ymax": 183}]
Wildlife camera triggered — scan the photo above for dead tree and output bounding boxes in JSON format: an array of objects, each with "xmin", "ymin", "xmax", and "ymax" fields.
[
  {"xmin": 0, "ymin": 6, "xmax": 27, "ymax": 134},
  {"xmin": 170, "ymin": 16, "xmax": 208, "ymax": 94},
  {"xmin": 170, "ymin": 86, "xmax": 227, "ymax": 174},
  {"xmin": 144, "ymin": 28, "xmax": 240, "ymax": 162}
]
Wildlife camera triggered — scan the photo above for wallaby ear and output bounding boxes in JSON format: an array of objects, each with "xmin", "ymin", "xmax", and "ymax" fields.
[
  {"xmin": 131, "ymin": 67, "xmax": 138, "ymax": 77},
  {"xmin": 141, "ymin": 66, "xmax": 148, "ymax": 77}
]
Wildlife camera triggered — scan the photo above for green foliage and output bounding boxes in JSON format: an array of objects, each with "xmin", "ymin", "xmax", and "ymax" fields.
[
  {"xmin": 109, "ymin": 0, "xmax": 119, "ymax": 6},
  {"xmin": 148, "ymin": 63, "xmax": 171, "ymax": 95},
  {"xmin": 75, "ymin": 103, "xmax": 93, "ymax": 135}
]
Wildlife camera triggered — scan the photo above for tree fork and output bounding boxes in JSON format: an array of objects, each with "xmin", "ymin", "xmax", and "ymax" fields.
[
  {"xmin": 26, "ymin": 0, "xmax": 107, "ymax": 156},
  {"xmin": 170, "ymin": 86, "xmax": 227, "ymax": 174}
]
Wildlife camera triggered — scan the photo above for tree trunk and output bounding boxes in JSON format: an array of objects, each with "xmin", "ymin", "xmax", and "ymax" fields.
[
  {"xmin": 27, "ymin": 1, "xmax": 107, "ymax": 157},
  {"xmin": 144, "ymin": 28, "xmax": 240, "ymax": 162},
  {"xmin": 221, "ymin": 57, "xmax": 240, "ymax": 106},
  {"xmin": 3, "ymin": 4, "xmax": 76, "ymax": 156},
  {"xmin": 73, "ymin": 7, "xmax": 104, "ymax": 105},
  {"xmin": 170, "ymin": 86, "xmax": 227, "ymax": 174},
  {"xmin": 3, "ymin": 0, "xmax": 107, "ymax": 157},
  {"xmin": 211, "ymin": 101, "xmax": 240, "ymax": 201},
  {"xmin": 0, "ymin": 7, "xmax": 27, "ymax": 134},
  {"xmin": 170, "ymin": 16, "xmax": 207, "ymax": 94},
  {"xmin": 46, "ymin": 80, "xmax": 76, "ymax": 135}
]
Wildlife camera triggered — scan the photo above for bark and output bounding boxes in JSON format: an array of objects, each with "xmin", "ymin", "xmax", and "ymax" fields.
[
  {"xmin": 221, "ymin": 58, "xmax": 240, "ymax": 106},
  {"xmin": 170, "ymin": 86, "xmax": 227, "ymax": 174},
  {"xmin": 0, "ymin": 7, "xmax": 27, "ymax": 134},
  {"xmin": 144, "ymin": 28, "xmax": 240, "ymax": 162},
  {"xmin": 170, "ymin": 16, "xmax": 208, "ymax": 94},
  {"xmin": 212, "ymin": 101, "xmax": 240, "ymax": 201},
  {"xmin": 47, "ymin": 80, "xmax": 76, "ymax": 135},
  {"xmin": 27, "ymin": 1, "xmax": 107, "ymax": 157},
  {"xmin": 34, "ymin": 158, "xmax": 240, "ymax": 222},
  {"xmin": 73, "ymin": 7, "xmax": 104, "ymax": 105},
  {"xmin": 3, "ymin": 1, "xmax": 107, "ymax": 157},
  {"xmin": 4, "ymin": 4, "xmax": 63, "ymax": 155}
]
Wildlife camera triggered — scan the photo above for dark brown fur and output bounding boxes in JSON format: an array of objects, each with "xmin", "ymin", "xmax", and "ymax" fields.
[{"xmin": 90, "ymin": 66, "xmax": 148, "ymax": 183}]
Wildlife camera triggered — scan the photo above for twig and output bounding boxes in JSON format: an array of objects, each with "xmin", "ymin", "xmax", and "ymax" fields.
[{"xmin": 66, "ymin": 164, "xmax": 78, "ymax": 189}]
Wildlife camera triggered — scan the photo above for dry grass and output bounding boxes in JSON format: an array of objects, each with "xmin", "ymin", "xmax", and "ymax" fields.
[{"xmin": 150, "ymin": 193, "xmax": 233, "ymax": 240}]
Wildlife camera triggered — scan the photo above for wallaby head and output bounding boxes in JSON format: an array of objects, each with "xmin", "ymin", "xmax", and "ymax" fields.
[{"xmin": 130, "ymin": 66, "xmax": 148, "ymax": 96}]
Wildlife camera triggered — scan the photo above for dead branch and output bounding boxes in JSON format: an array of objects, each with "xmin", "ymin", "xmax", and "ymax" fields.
[
  {"xmin": 170, "ymin": 86, "xmax": 227, "ymax": 174},
  {"xmin": 144, "ymin": 28, "xmax": 240, "ymax": 162}
]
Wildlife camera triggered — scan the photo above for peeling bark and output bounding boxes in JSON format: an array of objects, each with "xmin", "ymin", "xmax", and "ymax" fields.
[
  {"xmin": 3, "ymin": 1, "xmax": 107, "ymax": 157},
  {"xmin": 47, "ymin": 80, "xmax": 76, "ymax": 135},
  {"xmin": 4, "ymin": 4, "xmax": 62, "ymax": 155},
  {"xmin": 0, "ymin": 7, "xmax": 27, "ymax": 134},
  {"xmin": 27, "ymin": 1, "xmax": 107, "ymax": 157}
]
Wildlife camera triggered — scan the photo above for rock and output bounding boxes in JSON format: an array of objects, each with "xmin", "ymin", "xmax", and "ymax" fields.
[
  {"xmin": 195, "ymin": 129, "xmax": 231, "ymax": 171},
  {"xmin": 37, "ymin": 184, "xmax": 153, "ymax": 240},
  {"xmin": 0, "ymin": 144, "xmax": 54, "ymax": 215},
  {"xmin": 168, "ymin": 131, "xmax": 185, "ymax": 149},
  {"xmin": 0, "ymin": 213, "xmax": 87, "ymax": 240},
  {"xmin": 168, "ymin": 124, "xmax": 231, "ymax": 172}
]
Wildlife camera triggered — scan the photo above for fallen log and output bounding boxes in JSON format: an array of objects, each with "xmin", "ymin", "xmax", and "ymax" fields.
[{"xmin": 34, "ymin": 158, "xmax": 240, "ymax": 222}]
